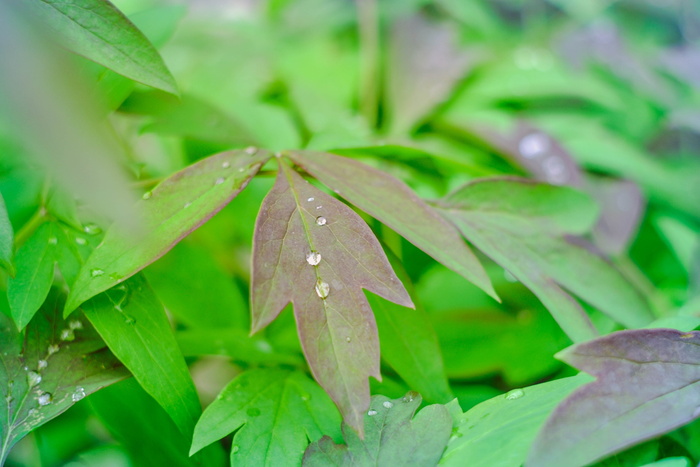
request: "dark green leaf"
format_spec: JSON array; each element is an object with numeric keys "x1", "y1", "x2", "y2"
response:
[
  {"x1": 0, "y1": 292, "x2": 128, "y2": 464},
  {"x1": 527, "y1": 329, "x2": 700, "y2": 467},
  {"x1": 190, "y1": 369, "x2": 342, "y2": 465},
  {"x1": 81, "y1": 274, "x2": 201, "y2": 439},
  {"x1": 251, "y1": 161, "x2": 413, "y2": 434},
  {"x1": 440, "y1": 375, "x2": 590, "y2": 467},
  {"x1": 26, "y1": 0, "x2": 178, "y2": 94},
  {"x1": 288, "y1": 150, "x2": 496, "y2": 300},
  {"x1": 0, "y1": 192, "x2": 14, "y2": 276},
  {"x1": 65, "y1": 148, "x2": 271, "y2": 314},
  {"x1": 303, "y1": 392, "x2": 452, "y2": 467},
  {"x1": 8, "y1": 223, "x2": 56, "y2": 330}
]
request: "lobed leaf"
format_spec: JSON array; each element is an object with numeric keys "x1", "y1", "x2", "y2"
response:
[
  {"x1": 526, "y1": 329, "x2": 700, "y2": 467},
  {"x1": 438, "y1": 178, "x2": 654, "y2": 342},
  {"x1": 25, "y1": 0, "x2": 178, "y2": 94},
  {"x1": 303, "y1": 392, "x2": 452, "y2": 467},
  {"x1": 8, "y1": 223, "x2": 57, "y2": 330},
  {"x1": 0, "y1": 291, "x2": 128, "y2": 464},
  {"x1": 81, "y1": 274, "x2": 201, "y2": 439},
  {"x1": 251, "y1": 161, "x2": 413, "y2": 434},
  {"x1": 0, "y1": 192, "x2": 14, "y2": 276},
  {"x1": 288, "y1": 150, "x2": 496, "y2": 300},
  {"x1": 65, "y1": 148, "x2": 271, "y2": 314},
  {"x1": 439, "y1": 375, "x2": 590, "y2": 467},
  {"x1": 190, "y1": 369, "x2": 342, "y2": 465}
]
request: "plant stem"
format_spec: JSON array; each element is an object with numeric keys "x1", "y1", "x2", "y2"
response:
[{"x1": 357, "y1": 0, "x2": 380, "y2": 129}]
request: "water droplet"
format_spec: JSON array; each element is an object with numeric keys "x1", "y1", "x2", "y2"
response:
[
  {"x1": 383, "y1": 401, "x2": 394, "y2": 409},
  {"x1": 222, "y1": 161, "x2": 231, "y2": 169},
  {"x1": 27, "y1": 371, "x2": 42, "y2": 387},
  {"x1": 306, "y1": 251, "x2": 322, "y2": 266},
  {"x1": 368, "y1": 410, "x2": 378, "y2": 416},
  {"x1": 83, "y1": 223, "x2": 102, "y2": 235},
  {"x1": 184, "y1": 202, "x2": 192, "y2": 209},
  {"x1": 48, "y1": 237, "x2": 57, "y2": 245},
  {"x1": 5, "y1": 394, "x2": 13, "y2": 404},
  {"x1": 237, "y1": 167, "x2": 245, "y2": 173},
  {"x1": 90, "y1": 269, "x2": 105, "y2": 278},
  {"x1": 505, "y1": 388, "x2": 524, "y2": 400},
  {"x1": 345, "y1": 337, "x2": 351, "y2": 342},
  {"x1": 680, "y1": 332, "x2": 695, "y2": 339},
  {"x1": 71, "y1": 387, "x2": 86, "y2": 402},
  {"x1": 231, "y1": 445, "x2": 240, "y2": 454},
  {"x1": 37, "y1": 392, "x2": 52, "y2": 406},
  {"x1": 28, "y1": 408, "x2": 37, "y2": 416},
  {"x1": 542, "y1": 157, "x2": 568, "y2": 185},
  {"x1": 244, "y1": 146, "x2": 257, "y2": 155},
  {"x1": 315, "y1": 216, "x2": 327, "y2": 226},
  {"x1": 47, "y1": 344, "x2": 59, "y2": 355},
  {"x1": 402, "y1": 391, "x2": 419, "y2": 403},
  {"x1": 246, "y1": 408, "x2": 261, "y2": 417},
  {"x1": 37, "y1": 360, "x2": 47, "y2": 370},
  {"x1": 519, "y1": 132, "x2": 550, "y2": 159},
  {"x1": 69, "y1": 320, "x2": 83, "y2": 330},
  {"x1": 214, "y1": 177, "x2": 225, "y2": 185},
  {"x1": 315, "y1": 279, "x2": 330, "y2": 299},
  {"x1": 75, "y1": 237, "x2": 87, "y2": 245},
  {"x1": 316, "y1": 205, "x2": 323, "y2": 210},
  {"x1": 60, "y1": 329, "x2": 75, "y2": 341},
  {"x1": 142, "y1": 191, "x2": 152, "y2": 200},
  {"x1": 307, "y1": 197, "x2": 315, "y2": 202}
]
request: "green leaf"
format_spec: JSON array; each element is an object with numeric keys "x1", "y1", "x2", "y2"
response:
[
  {"x1": 251, "y1": 161, "x2": 413, "y2": 434},
  {"x1": 25, "y1": 0, "x2": 178, "y2": 94},
  {"x1": 0, "y1": 192, "x2": 14, "y2": 276},
  {"x1": 438, "y1": 178, "x2": 654, "y2": 342},
  {"x1": 288, "y1": 150, "x2": 496, "y2": 300},
  {"x1": 0, "y1": 291, "x2": 128, "y2": 464},
  {"x1": 8, "y1": 223, "x2": 56, "y2": 330},
  {"x1": 527, "y1": 329, "x2": 700, "y2": 467},
  {"x1": 65, "y1": 148, "x2": 271, "y2": 315},
  {"x1": 303, "y1": 392, "x2": 452, "y2": 467},
  {"x1": 90, "y1": 378, "x2": 226, "y2": 467},
  {"x1": 190, "y1": 369, "x2": 342, "y2": 465},
  {"x1": 81, "y1": 274, "x2": 201, "y2": 439},
  {"x1": 439, "y1": 375, "x2": 591, "y2": 467}
]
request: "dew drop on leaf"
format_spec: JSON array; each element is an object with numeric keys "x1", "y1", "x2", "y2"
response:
[
  {"x1": 222, "y1": 161, "x2": 231, "y2": 169},
  {"x1": 214, "y1": 177, "x2": 225, "y2": 186},
  {"x1": 315, "y1": 279, "x2": 330, "y2": 299},
  {"x1": 71, "y1": 387, "x2": 86, "y2": 402},
  {"x1": 48, "y1": 237, "x2": 58, "y2": 245},
  {"x1": 142, "y1": 191, "x2": 152, "y2": 200},
  {"x1": 232, "y1": 445, "x2": 240, "y2": 454},
  {"x1": 69, "y1": 320, "x2": 83, "y2": 330},
  {"x1": 307, "y1": 197, "x2": 314, "y2": 202},
  {"x1": 383, "y1": 401, "x2": 394, "y2": 409},
  {"x1": 345, "y1": 337, "x2": 351, "y2": 342},
  {"x1": 505, "y1": 388, "x2": 524, "y2": 400},
  {"x1": 75, "y1": 237, "x2": 87, "y2": 245},
  {"x1": 519, "y1": 132, "x2": 549, "y2": 158},
  {"x1": 244, "y1": 146, "x2": 257, "y2": 155},
  {"x1": 47, "y1": 344, "x2": 59, "y2": 355},
  {"x1": 27, "y1": 371, "x2": 42, "y2": 387},
  {"x1": 37, "y1": 392, "x2": 52, "y2": 406},
  {"x1": 60, "y1": 329, "x2": 75, "y2": 341},
  {"x1": 37, "y1": 359, "x2": 47, "y2": 370},
  {"x1": 402, "y1": 391, "x2": 419, "y2": 403},
  {"x1": 315, "y1": 216, "x2": 327, "y2": 226},
  {"x1": 316, "y1": 205, "x2": 322, "y2": 210},
  {"x1": 90, "y1": 269, "x2": 105, "y2": 278},
  {"x1": 368, "y1": 410, "x2": 378, "y2": 416},
  {"x1": 306, "y1": 251, "x2": 322, "y2": 266},
  {"x1": 83, "y1": 223, "x2": 102, "y2": 235}
]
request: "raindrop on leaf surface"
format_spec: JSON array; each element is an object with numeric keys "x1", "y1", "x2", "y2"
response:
[
  {"x1": 306, "y1": 251, "x2": 322, "y2": 266},
  {"x1": 60, "y1": 329, "x2": 75, "y2": 341},
  {"x1": 368, "y1": 410, "x2": 378, "y2": 416},
  {"x1": 383, "y1": 401, "x2": 394, "y2": 409},
  {"x1": 519, "y1": 132, "x2": 550, "y2": 159},
  {"x1": 83, "y1": 223, "x2": 102, "y2": 235},
  {"x1": 214, "y1": 177, "x2": 225, "y2": 186},
  {"x1": 505, "y1": 388, "x2": 524, "y2": 400},
  {"x1": 315, "y1": 279, "x2": 330, "y2": 299},
  {"x1": 90, "y1": 269, "x2": 104, "y2": 278},
  {"x1": 315, "y1": 216, "x2": 327, "y2": 226},
  {"x1": 27, "y1": 371, "x2": 41, "y2": 387},
  {"x1": 72, "y1": 387, "x2": 86, "y2": 402},
  {"x1": 37, "y1": 392, "x2": 52, "y2": 406}
]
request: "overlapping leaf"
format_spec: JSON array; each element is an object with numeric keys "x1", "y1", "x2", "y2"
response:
[
  {"x1": 80, "y1": 274, "x2": 201, "y2": 439},
  {"x1": 0, "y1": 192, "x2": 13, "y2": 275},
  {"x1": 190, "y1": 369, "x2": 342, "y2": 465},
  {"x1": 288, "y1": 150, "x2": 496, "y2": 300},
  {"x1": 527, "y1": 329, "x2": 700, "y2": 467},
  {"x1": 251, "y1": 161, "x2": 413, "y2": 433},
  {"x1": 437, "y1": 178, "x2": 654, "y2": 342},
  {"x1": 25, "y1": 0, "x2": 178, "y2": 94},
  {"x1": 303, "y1": 392, "x2": 452, "y2": 467},
  {"x1": 65, "y1": 148, "x2": 271, "y2": 314},
  {"x1": 0, "y1": 291, "x2": 128, "y2": 464},
  {"x1": 440, "y1": 375, "x2": 590, "y2": 467}
]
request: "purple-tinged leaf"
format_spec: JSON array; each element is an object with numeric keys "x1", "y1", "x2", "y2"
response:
[
  {"x1": 439, "y1": 178, "x2": 654, "y2": 342},
  {"x1": 0, "y1": 291, "x2": 128, "y2": 464},
  {"x1": 588, "y1": 177, "x2": 644, "y2": 255},
  {"x1": 288, "y1": 150, "x2": 496, "y2": 300},
  {"x1": 526, "y1": 329, "x2": 700, "y2": 467},
  {"x1": 251, "y1": 161, "x2": 413, "y2": 435},
  {"x1": 303, "y1": 392, "x2": 452, "y2": 467},
  {"x1": 65, "y1": 148, "x2": 271, "y2": 314}
]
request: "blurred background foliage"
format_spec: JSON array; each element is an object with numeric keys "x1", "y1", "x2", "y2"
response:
[{"x1": 1, "y1": 0, "x2": 700, "y2": 465}]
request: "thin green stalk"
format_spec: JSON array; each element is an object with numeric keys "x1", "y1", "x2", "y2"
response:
[{"x1": 357, "y1": 0, "x2": 380, "y2": 129}]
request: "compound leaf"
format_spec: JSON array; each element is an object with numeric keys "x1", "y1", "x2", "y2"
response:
[
  {"x1": 25, "y1": 0, "x2": 178, "y2": 94},
  {"x1": 438, "y1": 178, "x2": 653, "y2": 342},
  {"x1": 190, "y1": 369, "x2": 342, "y2": 465},
  {"x1": 527, "y1": 329, "x2": 700, "y2": 467},
  {"x1": 303, "y1": 392, "x2": 452, "y2": 467},
  {"x1": 65, "y1": 148, "x2": 271, "y2": 314},
  {"x1": 288, "y1": 150, "x2": 496, "y2": 300},
  {"x1": 251, "y1": 161, "x2": 413, "y2": 434},
  {"x1": 0, "y1": 291, "x2": 128, "y2": 464}
]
